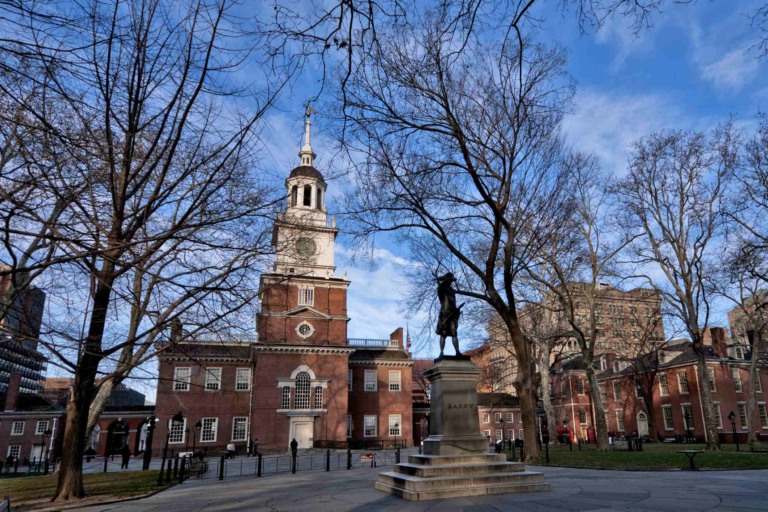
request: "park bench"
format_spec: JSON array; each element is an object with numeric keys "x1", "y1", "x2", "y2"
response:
[{"x1": 678, "y1": 450, "x2": 705, "y2": 470}]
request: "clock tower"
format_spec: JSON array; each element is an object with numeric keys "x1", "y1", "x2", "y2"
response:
[{"x1": 258, "y1": 108, "x2": 350, "y2": 347}]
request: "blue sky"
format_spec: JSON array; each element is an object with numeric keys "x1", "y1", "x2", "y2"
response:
[{"x1": 254, "y1": 1, "x2": 767, "y2": 361}]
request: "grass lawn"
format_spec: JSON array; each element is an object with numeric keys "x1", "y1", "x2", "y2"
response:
[
  {"x1": 525, "y1": 442, "x2": 768, "y2": 470},
  {"x1": 0, "y1": 470, "x2": 171, "y2": 510}
]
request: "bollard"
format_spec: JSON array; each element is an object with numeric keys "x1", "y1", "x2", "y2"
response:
[
  {"x1": 370, "y1": 454, "x2": 375, "y2": 468},
  {"x1": 257, "y1": 453, "x2": 262, "y2": 477},
  {"x1": 103, "y1": 454, "x2": 109, "y2": 473},
  {"x1": 0, "y1": 461, "x2": 4, "y2": 476},
  {"x1": 173, "y1": 456, "x2": 179, "y2": 480},
  {"x1": 157, "y1": 458, "x2": 166, "y2": 486},
  {"x1": 165, "y1": 455, "x2": 173, "y2": 483},
  {"x1": 219, "y1": 455, "x2": 225, "y2": 480},
  {"x1": 347, "y1": 448, "x2": 352, "y2": 470},
  {"x1": 179, "y1": 457, "x2": 186, "y2": 483},
  {"x1": 14, "y1": 459, "x2": 18, "y2": 474},
  {"x1": 578, "y1": 438, "x2": 582, "y2": 451},
  {"x1": 519, "y1": 441, "x2": 524, "y2": 462},
  {"x1": 326, "y1": 449, "x2": 330, "y2": 472},
  {"x1": 638, "y1": 438, "x2": 643, "y2": 452},
  {"x1": 545, "y1": 441, "x2": 549, "y2": 464},
  {"x1": 291, "y1": 452, "x2": 297, "y2": 474},
  {"x1": 395, "y1": 447, "x2": 400, "y2": 464}
]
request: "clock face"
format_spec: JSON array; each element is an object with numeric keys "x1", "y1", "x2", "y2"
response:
[{"x1": 296, "y1": 237, "x2": 317, "y2": 257}]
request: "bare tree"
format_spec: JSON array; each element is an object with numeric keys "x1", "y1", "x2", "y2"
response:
[
  {"x1": 338, "y1": 9, "x2": 576, "y2": 460},
  {"x1": 615, "y1": 124, "x2": 740, "y2": 451},
  {"x1": 0, "y1": 0, "x2": 288, "y2": 501}
]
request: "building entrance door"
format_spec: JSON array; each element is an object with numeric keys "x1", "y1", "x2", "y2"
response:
[
  {"x1": 290, "y1": 419, "x2": 314, "y2": 449},
  {"x1": 637, "y1": 412, "x2": 649, "y2": 437}
]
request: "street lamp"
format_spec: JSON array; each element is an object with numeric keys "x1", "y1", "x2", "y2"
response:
[
  {"x1": 684, "y1": 411, "x2": 693, "y2": 443},
  {"x1": 193, "y1": 420, "x2": 202, "y2": 457},
  {"x1": 185, "y1": 428, "x2": 190, "y2": 452},
  {"x1": 158, "y1": 412, "x2": 184, "y2": 485},
  {"x1": 728, "y1": 411, "x2": 739, "y2": 452},
  {"x1": 394, "y1": 422, "x2": 400, "y2": 449},
  {"x1": 143, "y1": 415, "x2": 157, "y2": 470},
  {"x1": 500, "y1": 418, "x2": 505, "y2": 451}
]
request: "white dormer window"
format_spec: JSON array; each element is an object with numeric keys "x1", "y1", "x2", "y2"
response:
[{"x1": 298, "y1": 287, "x2": 314, "y2": 306}]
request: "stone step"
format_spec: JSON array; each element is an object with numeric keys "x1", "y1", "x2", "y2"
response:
[
  {"x1": 394, "y1": 461, "x2": 525, "y2": 478},
  {"x1": 407, "y1": 454, "x2": 506, "y2": 466},
  {"x1": 375, "y1": 472, "x2": 550, "y2": 501},
  {"x1": 377, "y1": 469, "x2": 546, "y2": 493}
]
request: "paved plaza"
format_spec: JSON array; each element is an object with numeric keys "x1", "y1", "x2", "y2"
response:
[{"x1": 77, "y1": 464, "x2": 768, "y2": 511}]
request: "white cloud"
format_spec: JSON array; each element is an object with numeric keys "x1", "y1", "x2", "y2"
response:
[
  {"x1": 699, "y1": 47, "x2": 760, "y2": 91},
  {"x1": 561, "y1": 89, "x2": 686, "y2": 175}
]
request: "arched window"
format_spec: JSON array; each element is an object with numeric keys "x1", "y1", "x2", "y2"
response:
[
  {"x1": 578, "y1": 409, "x2": 587, "y2": 424},
  {"x1": 316, "y1": 188, "x2": 323, "y2": 210},
  {"x1": 303, "y1": 185, "x2": 312, "y2": 206},
  {"x1": 290, "y1": 186, "x2": 298, "y2": 207},
  {"x1": 295, "y1": 372, "x2": 310, "y2": 409}
]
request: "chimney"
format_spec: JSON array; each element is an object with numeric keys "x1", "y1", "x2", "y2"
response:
[
  {"x1": 4, "y1": 373, "x2": 22, "y2": 411},
  {"x1": 709, "y1": 327, "x2": 728, "y2": 358},
  {"x1": 390, "y1": 327, "x2": 404, "y2": 348}
]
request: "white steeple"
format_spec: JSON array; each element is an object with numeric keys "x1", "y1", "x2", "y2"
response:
[{"x1": 299, "y1": 105, "x2": 317, "y2": 167}]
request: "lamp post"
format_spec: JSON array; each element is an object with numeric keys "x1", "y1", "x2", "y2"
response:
[
  {"x1": 728, "y1": 411, "x2": 739, "y2": 452},
  {"x1": 193, "y1": 420, "x2": 202, "y2": 456},
  {"x1": 684, "y1": 411, "x2": 693, "y2": 443},
  {"x1": 143, "y1": 415, "x2": 157, "y2": 470},
  {"x1": 41, "y1": 428, "x2": 52, "y2": 475},
  {"x1": 185, "y1": 428, "x2": 190, "y2": 452},
  {"x1": 394, "y1": 422, "x2": 399, "y2": 449},
  {"x1": 158, "y1": 412, "x2": 184, "y2": 485}
]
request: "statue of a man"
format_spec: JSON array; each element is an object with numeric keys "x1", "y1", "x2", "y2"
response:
[{"x1": 436, "y1": 272, "x2": 463, "y2": 357}]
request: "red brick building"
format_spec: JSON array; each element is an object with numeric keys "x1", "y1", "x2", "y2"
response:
[{"x1": 153, "y1": 115, "x2": 412, "y2": 455}]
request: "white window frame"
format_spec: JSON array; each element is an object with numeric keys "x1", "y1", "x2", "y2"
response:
[
  {"x1": 757, "y1": 376, "x2": 764, "y2": 393},
  {"x1": 682, "y1": 404, "x2": 694, "y2": 430},
  {"x1": 235, "y1": 368, "x2": 251, "y2": 391},
  {"x1": 295, "y1": 372, "x2": 311, "y2": 409},
  {"x1": 759, "y1": 403, "x2": 768, "y2": 429},
  {"x1": 281, "y1": 386, "x2": 291, "y2": 409},
  {"x1": 168, "y1": 418, "x2": 187, "y2": 444},
  {"x1": 612, "y1": 381, "x2": 621, "y2": 401},
  {"x1": 388, "y1": 370, "x2": 401, "y2": 392},
  {"x1": 231, "y1": 417, "x2": 248, "y2": 442},
  {"x1": 713, "y1": 402, "x2": 723, "y2": 429},
  {"x1": 615, "y1": 409, "x2": 625, "y2": 432},
  {"x1": 662, "y1": 405, "x2": 673, "y2": 430},
  {"x1": 732, "y1": 368, "x2": 743, "y2": 393},
  {"x1": 482, "y1": 412, "x2": 490, "y2": 424},
  {"x1": 173, "y1": 366, "x2": 191, "y2": 392},
  {"x1": 483, "y1": 429, "x2": 491, "y2": 440},
  {"x1": 7, "y1": 445, "x2": 20, "y2": 459},
  {"x1": 314, "y1": 386, "x2": 323, "y2": 409},
  {"x1": 495, "y1": 412, "x2": 502, "y2": 423},
  {"x1": 364, "y1": 370, "x2": 377, "y2": 392},
  {"x1": 200, "y1": 418, "x2": 218, "y2": 443},
  {"x1": 577, "y1": 379, "x2": 585, "y2": 395},
  {"x1": 506, "y1": 412, "x2": 514, "y2": 423},
  {"x1": 364, "y1": 415, "x2": 377, "y2": 437},
  {"x1": 11, "y1": 421, "x2": 24, "y2": 436},
  {"x1": 677, "y1": 371, "x2": 689, "y2": 394},
  {"x1": 495, "y1": 429, "x2": 503, "y2": 441},
  {"x1": 35, "y1": 420, "x2": 49, "y2": 435},
  {"x1": 738, "y1": 402, "x2": 748, "y2": 429},
  {"x1": 507, "y1": 429, "x2": 515, "y2": 440},
  {"x1": 659, "y1": 374, "x2": 669, "y2": 396},
  {"x1": 388, "y1": 414, "x2": 402, "y2": 436},
  {"x1": 518, "y1": 429, "x2": 524, "y2": 440},
  {"x1": 348, "y1": 369, "x2": 353, "y2": 391},
  {"x1": 707, "y1": 367, "x2": 717, "y2": 393},
  {"x1": 298, "y1": 287, "x2": 314, "y2": 306},
  {"x1": 204, "y1": 367, "x2": 222, "y2": 391}
]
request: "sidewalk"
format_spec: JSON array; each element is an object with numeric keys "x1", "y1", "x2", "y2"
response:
[{"x1": 77, "y1": 464, "x2": 768, "y2": 511}]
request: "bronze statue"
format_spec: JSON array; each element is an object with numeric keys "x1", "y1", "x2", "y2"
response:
[{"x1": 436, "y1": 272, "x2": 463, "y2": 357}]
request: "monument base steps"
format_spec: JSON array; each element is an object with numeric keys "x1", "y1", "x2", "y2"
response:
[{"x1": 375, "y1": 453, "x2": 549, "y2": 501}]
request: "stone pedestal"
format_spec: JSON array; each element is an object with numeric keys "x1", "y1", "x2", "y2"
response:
[{"x1": 375, "y1": 357, "x2": 549, "y2": 501}]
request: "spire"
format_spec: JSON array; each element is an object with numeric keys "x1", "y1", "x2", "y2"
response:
[{"x1": 299, "y1": 105, "x2": 317, "y2": 167}]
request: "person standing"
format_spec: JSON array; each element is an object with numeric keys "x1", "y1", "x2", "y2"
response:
[
  {"x1": 226, "y1": 442, "x2": 235, "y2": 459},
  {"x1": 120, "y1": 445, "x2": 131, "y2": 469}
]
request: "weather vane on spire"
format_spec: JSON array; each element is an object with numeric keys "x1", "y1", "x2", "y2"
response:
[{"x1": 300, "y1": 103, "x2": 318, "y2": 166}]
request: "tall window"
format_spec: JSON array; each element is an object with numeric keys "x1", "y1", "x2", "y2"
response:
[
  {"x1": 496, "y1": 430, "x2": 503, "y2": 441},
  {"x1": 662, "y1": 405, "x2": 673, "y2": 430},
  {"x1": 316, "y1": 188, "x2": 323, "y2": 210},
  {"x1": 483, "y1": 430, "x2": 491, "y2": 440},
  {"x1": 518, "y1": 429, "x2": 524, "y2": 440},
  {"x1": 7, "y1": 446, "x2": 20, "y2": 459},
  {"x1": 495, "y1": 412, "x2": 502, "y2": 423},
  {"x1": 298, "y1": 287, "x2": 314, "y2": 306},
  {"x1": 281, "y1": 387, "x2": 291, "y2": 409},
  {"x1": 388, "y1": 415, "x2": 401, "y2": 436},
  {"x1": 757, "y1": 376, "x2": 764, "y2": 393},
  {"x1": 295, "y1": 372, "x2": 310, "y2": 409},
  {"x1": 615, "y1": 410, "x2": 625, "y2": 431},
  {"x1": 578, "y1": 409, "x2": 587, "y2": 424},
  {"x1": 232, "y1": 417, "x2": 248, "y2": 441},
  {"x1": 560, "y1": 380, "x2": 567, "y2": 397},
  {"x1": 599, "y1": 385, "x2": 606, "y2": 402},
  {"x1": 713, "y1": 403, "x2": 723, "y2": 429},
  {"x1": 732, "y1": 368, "x2": 743, "y2": 393},
  {"x1": 576, "y1": 379, "x2": 585, "y2": 395},
  {"x1": 173, "y1": 367, "x2": 191, "y2": 391},
  {"x1": 35, "y1": 420, "x2": 49, "y2": 435},
  {"x1": 169, "y1": 419, "x2": 186, "y2": 444},
  {"x1": 707, "y1": 367, "x2": 717, "y2": 392},
  {"x1": 364, "y1": 370, "x2": 377, "y2": 391},
  {"x1": 201, "y1": 418, "x2": 218, "y2": 442},
  {"x1": 738, "y1": 402, "x2": 748, "y2": 428},
  {"x1": 388, "y1": 370, "x2": 401, "y2": 391},
  {"x1": 659, "y1": 374, "x2": 669, "y2": 396},
  {"x1": 314, "y1": 386, "x2": 323, "y2": 409},
  {"x1": 364, "y1": 415, "x2": 377, "y2": 437},
  {"x1": 236, "y1": 368, "x2": 251, "y2": 391},
  {"x1": 613, "y1": 381, "x2": 621, "y2": 400},
  {"x1": 290, "y1": 185, "x2": 298, "y2": 206},
  {"x1": 11, "y1": 421, "x2": 24, "y2": 435},
  {"x1": 677, "y1": 372, "x2": 689, "y2": 394},
  {"x1": 482, "y1": 413, "x2": 490, "y2": 424},
  {"x1": 507, "y1": 429, "x2": 515, "y2": 440},
  {"x1": 205, "y1": 368, "x2": 222, "y2": 391},
  {"x1": 759, "y1": 403, "x2": 768, "y2": 428},
  {"x1": 682, "y1": 404, "x2": 694, "y2": 430},
  {"x1": 346, "y1": 415, "x2": 352, "y2": 438},
  {"x1": 303, "y1": 185, "x2": 312, "y2": 206},
  {"x1": 348, "y1": 370, "x2": 353, "y2": 391},
  {"x1": 506, "y1": 412, "x2": 514, "y2": 423}
]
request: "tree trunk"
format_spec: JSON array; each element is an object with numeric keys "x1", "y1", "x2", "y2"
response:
[
  {"x1": 537, "y1": 344, "x2": 556, "y2": 442},
  {"x1": 585, "y1": 366, "x2": 609, "y2": 451},
  {"x1": 86, "y1": 378, "x2": 118, "y2": 441},
  {"x1": 747, "y1": 333, "x2": 761, "y2": 449},
  {"x1": 694, "y1": 356, "x2": 721, "y2": 450}
]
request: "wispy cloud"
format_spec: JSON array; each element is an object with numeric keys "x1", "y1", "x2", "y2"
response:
[{"x1": 699, "y1": 47, "x2": 760, "y2": 91}]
